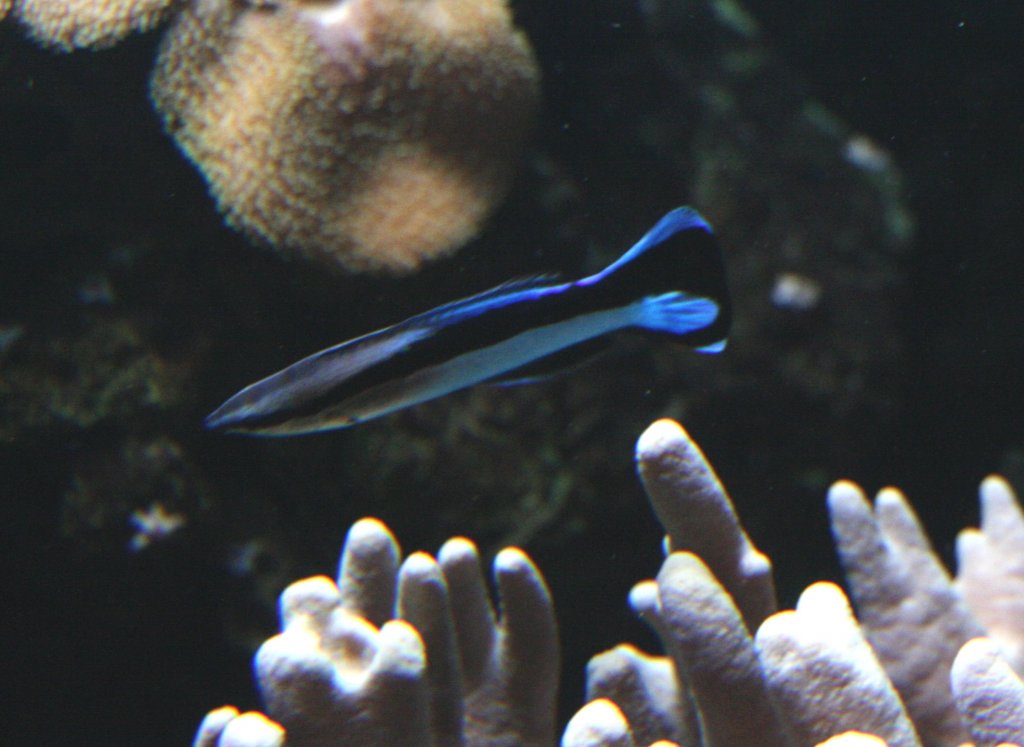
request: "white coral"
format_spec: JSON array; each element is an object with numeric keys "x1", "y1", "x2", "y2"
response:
[
  {"x1": 594, "y1": 419, "x2": 1024, "y2": 747},
  {"x1": 193, "y1": 420, "x2": 1024, "y2": 747},
  {"x1": 195, "y1": 518, "x2": 558, "y2": 747}
]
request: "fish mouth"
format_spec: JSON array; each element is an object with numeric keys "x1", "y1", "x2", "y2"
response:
[
  {"x1": 204, "y1": 391, "x2": 255, "y2": 432},
  {"x1": 203, "y1": 405, "x2": 235, "y2": 432}
]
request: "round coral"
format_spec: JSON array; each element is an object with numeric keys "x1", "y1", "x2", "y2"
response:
[
  {"x1": 11, "y1": 0, "x2": 177, "y2": 49},
  {"x1": 151, "y1": 0, "x2": 540, "y2": 274}
]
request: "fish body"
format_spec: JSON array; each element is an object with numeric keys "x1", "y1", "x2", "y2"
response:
[{"x1": 206, "y1": 207, "x2": 731, "y2": 435}]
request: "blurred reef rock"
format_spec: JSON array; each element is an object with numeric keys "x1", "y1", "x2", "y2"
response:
[
  {"x1": 5, "y1": 0, "x2": 175, "y2": 49},
  {"x1": 3, "y1": 0, "x2": 541, "y2": 274},
  {"x1": 191, "y1": 420, "x2": 1024, "y2": 747},
  {"x1": 150, "y1": 0, "x2": 540, "y2": 274}
]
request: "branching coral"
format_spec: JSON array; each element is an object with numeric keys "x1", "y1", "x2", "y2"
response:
[
  {"x1": 196, "y1": 517, "x2": 558, "y2": 747},
  {"x1": 955, "y1": 477, "x2": 1024, "y2": 673},
  {"x1": 4, "y1": 0, "x2": 539, "y2": 273},
  {"x1": 754, "y1": 582, "x2": 918, "y2": 747},
  {"x1": 827, "y1": 481, "x2": 985, "y2": 744},
  {"x1": 191, "y1": 419, "x2": 1024, "y2": 747},
  {"x1": 951, "y1": 638, "x2": 1024, "y2": 747}
]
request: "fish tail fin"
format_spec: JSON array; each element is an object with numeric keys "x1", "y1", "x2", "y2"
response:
[
  {"x1": 586, "y1": 207, "x2": 731, "y2": 351},
  {"x1": 632, "y1": 292, "x2": 721, "y2": 348}
]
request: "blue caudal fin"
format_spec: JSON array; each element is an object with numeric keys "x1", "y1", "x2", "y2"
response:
[
  {"x1": 634, "y1": 292, "x2": 720, "y2": 335},
  {"x1": 583, "y1": 207, "x2": 731, "y2": 352}
]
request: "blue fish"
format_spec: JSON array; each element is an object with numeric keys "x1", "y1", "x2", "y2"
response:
[{"x1": 206, "y1": 207, "x2": 730, "y2": 435}]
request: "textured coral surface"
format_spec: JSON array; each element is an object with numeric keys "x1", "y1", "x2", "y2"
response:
[
  {"x1": 192, "y1": 420, "x2": 1024, "y2": 747},
  {"x1": 151, "y1": 0, "x2": 540, "y2": 273}
]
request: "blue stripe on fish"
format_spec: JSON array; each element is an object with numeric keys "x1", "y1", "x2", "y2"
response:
[{"x1": 205, "y1": 206, "x2": 731, "y2": 435}]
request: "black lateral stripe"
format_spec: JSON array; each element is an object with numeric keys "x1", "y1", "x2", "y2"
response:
[
  {"x1": 225, "y1": 218, "x2": 729, "y2": 431},
  {"x1": 244, "y1": 280, "x2": 602, "y2": 429}
]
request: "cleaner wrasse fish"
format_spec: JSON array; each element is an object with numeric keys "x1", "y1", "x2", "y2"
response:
[{"x1": 206, "y1": 207, "x2": 731, "y2": 435}]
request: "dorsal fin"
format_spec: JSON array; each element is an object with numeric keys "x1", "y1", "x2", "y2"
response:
[
  {"x1": 585, "y1": 208, "x2": 717, "y2": 286},
  {"x1": 404, "y1": 272, "x2": 564, "y2": 328}
]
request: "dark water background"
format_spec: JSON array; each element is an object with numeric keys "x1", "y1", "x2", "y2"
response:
[
  {"x1": 746, "y1": 0, "x2": 1024, "y2": 501},
  {"x1": 2, "y1": 1, "x2": 1023, "y2": 744}
]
